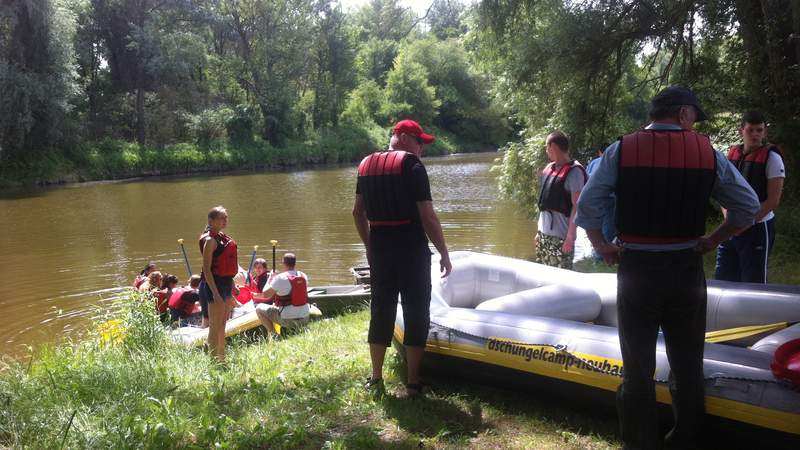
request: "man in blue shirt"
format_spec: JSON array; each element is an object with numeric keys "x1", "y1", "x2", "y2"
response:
[{"x1": 576, "y1": 86, "x2": 759, "y2": 450}]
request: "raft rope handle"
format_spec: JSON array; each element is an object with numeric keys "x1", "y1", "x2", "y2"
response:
[{"x1": 428, "y1": 320, "x2": 780, "y2": 385}]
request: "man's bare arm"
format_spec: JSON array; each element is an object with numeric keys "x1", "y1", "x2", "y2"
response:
[{"x1": 417, "y1": 200, "x2": 451, "y2": 277}]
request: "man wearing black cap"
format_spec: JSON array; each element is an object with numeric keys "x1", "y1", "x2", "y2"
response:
[
  {"x1": 576, "y1": 86, "x2": 759, "y2": 449},
  {"x1": 353, "y1": 119, "x2": 452, "y2": 398}
]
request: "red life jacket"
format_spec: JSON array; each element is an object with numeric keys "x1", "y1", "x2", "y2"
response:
[
  {"x1": 275, "y1": 273, "x2": 309, "y2": 307},
  {"x1": 168, "y1": 288, "x2": 198, "y2": 317},
  {"x1": 727, "y1": 144, "x2": 782, "y2": 202},
  {"x1": 616, "y1": 129, "x2": 717, "y2": 244},
  {"x1": 537, "y1": 161, "x2": 586, "y2": 217},
  {"x1": 133, "y1": 274, "x2": 147, "y2": 289},
  {"x1": 357, "y1": 151, "x2": 417, "y2": 227},
  {"x1": 153, "y1": 290, "x2": 169, "y2": 314},
  {"x1": 198, "y1": 230, "x2": 239, "y2": 278}
]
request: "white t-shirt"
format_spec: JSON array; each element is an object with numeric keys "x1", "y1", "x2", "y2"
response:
[
  {"x1": 537, "y1": 164, "x2": 586, "y2": 239},
  {"x1": 760, "y1": 151, "x2": 786, "y2": 223},
  {"x1": 263, "y1": 270, "x2": 310, "y2": 319}
]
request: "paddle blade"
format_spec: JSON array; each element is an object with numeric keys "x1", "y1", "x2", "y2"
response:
[{"x1": 235, "y1": 286, "x2": 253, "y2": 304}]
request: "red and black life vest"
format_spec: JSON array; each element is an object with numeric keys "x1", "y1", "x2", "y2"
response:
[
  {"x1": 275, "y1": 273, "x2": 309, "y2": 307},
  {"x1": 357, "y1": 151, "x2": 417, "y2": 227},
  {"x1": 727, "y1": 144, "x2": 782, "y2": 202},
  {"x1": 168, "y1": 288, "x2": 199, "y2": 318},
  {"x1": 198, "y1": 230, "x2": 239, "y2": 278},
  {"x1": 615, "y1": 129, "x2": 717, "y2": 244},
  {"x1": 537, "y1": 161, "x2": 586, "y2": 217}
]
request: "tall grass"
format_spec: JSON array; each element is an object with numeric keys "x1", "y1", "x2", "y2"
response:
[{"x1": 0, "y1": 291, "x2": 619, "y2": 449}]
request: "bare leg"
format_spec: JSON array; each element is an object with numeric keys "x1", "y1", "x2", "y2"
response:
[
  {"x1": 405, "y1": 345, "x2": 424, "y2": 385},
  {"x1": 370, "y1": 344, "x2": 387, "y2": 380},
  {"x1": 207, "y1": 300, "x2": 228, "y2": 362}
]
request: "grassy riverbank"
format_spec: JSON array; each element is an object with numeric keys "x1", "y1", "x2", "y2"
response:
[
  {"x1": 0, "y1": 294, "x2": 619, "y2": 449},
  {"x1": 0, "y1": 124, "x2": 494, "y2": 189}
]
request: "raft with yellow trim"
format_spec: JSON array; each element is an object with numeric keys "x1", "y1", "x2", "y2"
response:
[
  {"x1": 393, "y1": 251, "x2": 800, "y2": 441},
  {"x1": 172, "y1": 284, "x2": 370, "y2": 346}
]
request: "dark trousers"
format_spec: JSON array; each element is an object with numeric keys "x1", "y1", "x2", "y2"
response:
[
  {"x1": 617, "y1": 249, "x2": 706, "y2": 450},
  {"x1": 367, "y1": 232, "x2": 432, "y2": 347},
  {"x1": 714, "y1": 218, "x2": 775, "y2": 283}
]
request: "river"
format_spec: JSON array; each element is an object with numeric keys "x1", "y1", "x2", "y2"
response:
[{"x1": 0, "y1": 152, "x2": 536, "y2": 358}]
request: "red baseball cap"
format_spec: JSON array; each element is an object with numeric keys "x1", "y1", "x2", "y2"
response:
[{"x1": 393, "y1": 119, "x2": 435, "y2": 144}]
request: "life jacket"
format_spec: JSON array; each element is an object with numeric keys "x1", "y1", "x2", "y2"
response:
[
  {"x1": 727, "y1": 144, "x2": 782, "y2": 202},
  {"x1": 153, "y1": 290, "x2": 169, "y2": 314},
  {"x1": 133, "y1": 274, "x2": 147, "y2": 289},
  {"x1": 537, "y1": 161, "x2": 586, "y2": 217},
  {"x1": 168, "y1": 288, "x2": 198, "y2": 318},
  {"x1": 357, "y1": 151, "x2": 418, "y2": 227},
  {"x1": 198, "y1": 230, "x2": 238, "y2": 278},
  {"x1": 615, "y1": 129, "x2": 717, "y2": 244},
  {"x1": 255, "y1": 271, "x2": 270, "y2": 291},
  {"x1": 275, "y1": 272, "x2": 309, "y2": 307}
]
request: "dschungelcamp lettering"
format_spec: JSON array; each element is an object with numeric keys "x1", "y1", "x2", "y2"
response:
[{"x1": 486, "y1": 338, "x2": 624, "y2": 378}]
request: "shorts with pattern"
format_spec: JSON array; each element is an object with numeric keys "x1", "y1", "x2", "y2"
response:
[{"x1": 534, "y1": 231, "x2": 573, "y2": 269}]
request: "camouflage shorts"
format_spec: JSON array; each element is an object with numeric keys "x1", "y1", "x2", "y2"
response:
[{"x1": 534, "y1": 231, "x2": 574, "y2": 269}]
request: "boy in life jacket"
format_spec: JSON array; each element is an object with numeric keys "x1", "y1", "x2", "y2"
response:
[
  {"x1": 168, "y1": 274, "x2": 202, "y2": 326},
  {"x1": 253, "y1": 253, "x2": 310, "y2": 337},
  {"x1": 715, "y1": 110, "x2": 786, "y2": 283},
  {"x1": 534, "y1": 131, "x2": 587, "y2": 269}
]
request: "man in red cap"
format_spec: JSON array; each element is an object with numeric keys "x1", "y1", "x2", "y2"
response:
[{"x1": 353, "y1": 119, "x2": 452, "y2": 398}]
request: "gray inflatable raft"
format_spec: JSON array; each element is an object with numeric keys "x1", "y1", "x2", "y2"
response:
[{"x1": 393, "y1": 251, "x2": 800, "y2": 435}]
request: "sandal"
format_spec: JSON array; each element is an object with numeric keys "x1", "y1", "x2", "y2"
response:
[{"x1": 364, "y1": 376, "x2": 384, "y2": 390}]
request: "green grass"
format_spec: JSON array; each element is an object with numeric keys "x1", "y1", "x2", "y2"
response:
[{"x1": 0, "y1": 292, "x2": 619, "y2": 449}]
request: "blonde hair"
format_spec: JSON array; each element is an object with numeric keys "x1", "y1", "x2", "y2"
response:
[{"x1": 204, "y1": 206, "x2": 228, "y2": 232}]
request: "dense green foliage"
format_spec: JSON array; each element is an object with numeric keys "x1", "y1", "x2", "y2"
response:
[
  {"x1": 476, "y1": 0, "x2": 800, "y2": 213},
  {"x1": 0, "y1": 0, "x2": 510, "y2": 186}
]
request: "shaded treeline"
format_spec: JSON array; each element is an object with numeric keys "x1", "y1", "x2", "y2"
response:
[
  {"x1": 476, "y1": 0, "x2": 800, "y2": 217},
  {"x1": 0, "y1": 0, "x2": 509, "y2": 184}
]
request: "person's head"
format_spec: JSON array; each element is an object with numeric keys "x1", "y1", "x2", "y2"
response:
[
  {"x1": 140, "y1": 262, "x2": 157, "y2": 276},
  {"x1": 648, "y1": 85, "x2": 708, "y2": 130},
  {"x1": 206, "y1": 206, "x2": 228, "y2": 232},
  {"x1": 188, "y1": 274, "x2": 201, "y2": 289},
  {"x1": 545, "y1": 131, "x2": 569, "y2": 162},
  {"x1": 161, "y1": 274, "x2": 179, "y2": 290},
  {"x1": 739, "y1": 110, "x2": 767, "y2": 150},
  {"x1": 147, "y1": 271, "x2": 163, "y2": 289},
  {"x1": 598, "y1": 142, "x2": 609, "y2": 156},
  {"x1": 253, "y1": 258, "x2": 268, "y2": 275},
  {"x1": 282, "y1": 253, "x2": 297, "y2": 271},
  {"x1": 389, "y1": 119, "x2": 435, "y2": 156}
]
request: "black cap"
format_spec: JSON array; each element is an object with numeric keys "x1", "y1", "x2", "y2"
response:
[{"x1": 651, "y1": 85, "x2": 708, "y2": 122}]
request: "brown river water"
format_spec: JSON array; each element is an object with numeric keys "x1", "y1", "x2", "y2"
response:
[{"x1": 0, "y1": 152, "x2": 535, "y2": 358}]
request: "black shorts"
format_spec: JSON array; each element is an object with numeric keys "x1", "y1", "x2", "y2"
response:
[
  {"x1": 198, "y1": 276, "x2": 233, "y2": 318},
  {"x1": 367, "y1": 238, "x2": 432, "y2": 347}
]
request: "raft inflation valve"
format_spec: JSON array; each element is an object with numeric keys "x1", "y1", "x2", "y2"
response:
[{"x1": 771, "y1": 338, "x2": 800, "y2": 387}]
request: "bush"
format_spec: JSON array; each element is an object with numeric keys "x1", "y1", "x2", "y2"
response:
[{"x1": 188, "y1": 107, "x2": 232, "y2": 149}]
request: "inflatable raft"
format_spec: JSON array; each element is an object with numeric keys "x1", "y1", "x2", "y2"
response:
[
  {"x1": 393, "y1": 251, "x2": 800, "y2": 436},
  {"x1": 172, "y1": 284, "x2": 370, "y2": 346}
]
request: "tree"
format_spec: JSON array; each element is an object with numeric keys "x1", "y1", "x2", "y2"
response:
[
  {"x1": 382, "y1": 59, "x2": 440, "y2": 125},
  {"x1": 0, "y1": 0, "x2": 78, "y2": 164}
]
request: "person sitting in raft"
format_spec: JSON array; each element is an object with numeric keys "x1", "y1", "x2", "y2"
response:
[
  {"x1": 252, "y1": 258, "x2": 271, "y2": 292},
  {"x1": 157, "y1": 274, "x2": 179, "y2": 323},
  {"x1": 133, "y1": 262, "x2": 158, "y2": 289},
  {"x1": 168, "y1": 274, "x2": 202, "y2": 326},
  {"x1": 253, "y1": 253, "x2": 310, "y2": 337},
  {"x1": 138, "y1": 270, "x2": 162, "y2": 293}
]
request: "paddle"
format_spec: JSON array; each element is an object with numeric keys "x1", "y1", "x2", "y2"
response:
[
  {"x1": 704, "y1": 321, "x2": 792, "y2": 344},
  {"x1": 177, "y1": 238, "x2": 192, "y2": 277},
  {"x1": 245, "y1": 245, "x2": 259, "y2": 285},
  {"x1": 270, "y1": 240, "x2": 278, "y2": 275}
]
